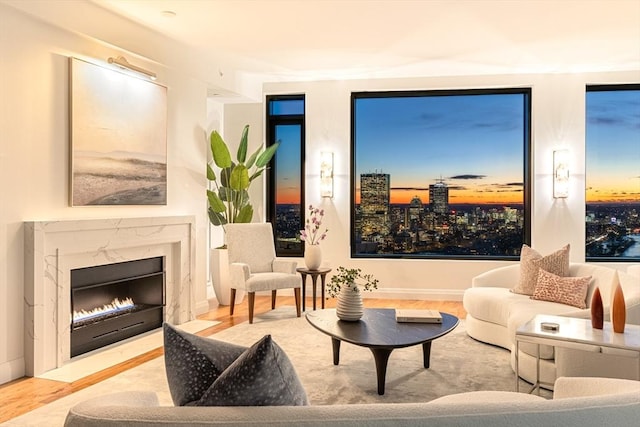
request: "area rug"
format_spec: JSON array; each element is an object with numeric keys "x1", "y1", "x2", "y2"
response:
[{"x1": 4, "y1": 307, "x2": 549, "y2": 426}]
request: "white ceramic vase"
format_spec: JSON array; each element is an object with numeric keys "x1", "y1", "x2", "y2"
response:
[
  {"x1": 304, "y1": 244, "x2": 322, "y2": 270},
  {"x1": 336, "y1": 283, "x2": 364, "y2": 321}
]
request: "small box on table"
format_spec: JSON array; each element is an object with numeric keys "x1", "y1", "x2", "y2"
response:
[{"x1": 395, "y1": 309, "x2": 442, "y2": 323}]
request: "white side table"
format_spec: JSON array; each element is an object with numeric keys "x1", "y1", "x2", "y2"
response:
[{"x1": 515, "y1": 314, "x2": 640, "y2": 394}]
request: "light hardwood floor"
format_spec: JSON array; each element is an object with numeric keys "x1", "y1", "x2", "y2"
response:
[{"x1": 0, "y1": 296, "x2": 466, "y2": 423}]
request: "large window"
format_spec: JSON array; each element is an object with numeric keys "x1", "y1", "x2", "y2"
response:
[
  {"x1": 586, "y1": 85, "x2": 640, "y2": 261},
  {"x1": 266, "y1": 95, "x2": 305, "y2": 257},
  {"x1": 351, "y1": 88, "x2": 531, "y2": 260}
]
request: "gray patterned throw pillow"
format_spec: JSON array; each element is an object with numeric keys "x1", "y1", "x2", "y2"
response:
[
  {"x1": 163, "y1": 323, "x2": 247, "y2": 406},
  {"x1": 163, "y1": 324, "x2": 308, "y2": 407},
  {"x1": 194, "y1": 334, "x2": 309, "y2": 406}
]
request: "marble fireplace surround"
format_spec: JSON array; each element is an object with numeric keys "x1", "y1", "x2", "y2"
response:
[{"x1": 24, "y1": 216, "x2": 196, "y2": 377}]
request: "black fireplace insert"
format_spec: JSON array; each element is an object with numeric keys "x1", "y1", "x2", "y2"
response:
[{"x1": 70, "y1": 257, "x2": 165, "y2": 357}]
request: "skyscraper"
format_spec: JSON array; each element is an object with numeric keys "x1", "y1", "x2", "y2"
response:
[
  {"x1": 360, "y1": 173, "x2": 390, "y2": 238},
  {"x1": 429, "y1": 179, "x2": 449, "y2": 214}
]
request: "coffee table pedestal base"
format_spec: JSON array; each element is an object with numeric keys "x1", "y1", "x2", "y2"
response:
[{"x1": 332, "y1": 338, "x2": 433, "y2": 395}]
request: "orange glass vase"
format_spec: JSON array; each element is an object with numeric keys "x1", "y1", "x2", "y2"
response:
[
  {"x1": 590, "y1": 287, "x2": 603, "y2": 329},
  {"x1": 610, "y1": 272, "x2": 626, "y2": 333}
]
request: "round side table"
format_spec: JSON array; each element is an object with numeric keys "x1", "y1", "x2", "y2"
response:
[{"x1": 296, "y1": 267, "x2": 331, "y2": 311}]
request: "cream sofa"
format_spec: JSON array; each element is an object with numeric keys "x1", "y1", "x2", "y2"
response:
[
  {"x1": 463, "y1": 263, "x2": 640, "y2": 387},
  {"x1": 64, "y1": 377, "x2": 640, "y2": 426}
]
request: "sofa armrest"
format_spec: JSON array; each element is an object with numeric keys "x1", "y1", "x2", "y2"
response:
[
  {"x1": 65, "y1": 391, "x2": 159, "y2": 426},
  {"x1": 472, "y1": 264, "x2": 520, "y2": 289},
  {"x1": 553, "y1": 377, "x2": 640, "y2": 399},
  {"x1": 619, "y1": 271, "x2": 640, "y2": 325},
  {"x1": 273, "y1": 259, "x2": 297, "y2": 274},
  {"x1": 626, "y1": 265, "x2": 640, "y2": 278}
]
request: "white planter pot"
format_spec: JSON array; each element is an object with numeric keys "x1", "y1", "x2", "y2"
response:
[
  {"x1": 210, "y1": 248, "x2": 245, "y2": 306},
  {"x1": 336, "y1": 283, "x2": 364, "y2": 321}
]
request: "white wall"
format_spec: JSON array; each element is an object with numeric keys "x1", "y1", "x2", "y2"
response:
[
  {"x1": 262, "y1": 70, "x2": 640, "y2": 300},
  {"x1": 0, "y1": 4, "x2": 210, "y2": 384}
]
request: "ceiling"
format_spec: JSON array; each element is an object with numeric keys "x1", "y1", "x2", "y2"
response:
[
  {"x1": 93, "y1": 0, "x2": 640, "y2": 79},
  {"x1": 6, "y1": 0, "x2": 640, "y2": 99}
]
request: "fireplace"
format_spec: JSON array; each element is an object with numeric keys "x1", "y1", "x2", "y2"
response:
[
  {"x1": 70, "y1": 257, "x2": 165, "y2": 357},
  {"x1": 24, "y1": 216, "x2": 196, "y2": 377}
]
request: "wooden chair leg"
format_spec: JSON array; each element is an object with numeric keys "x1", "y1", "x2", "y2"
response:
[
  {"x1": 248, "y1": 292, "x2": 255, "y2": 324},
  {"x1": 294, "y1": 287, "x2": 301, "y2": 318},
  {"x1": 271, "y1": 290, "x2": 277, "y2": 309},
  {"x1": 229, "y1": 288, "x2": 237, "y2": 315}
]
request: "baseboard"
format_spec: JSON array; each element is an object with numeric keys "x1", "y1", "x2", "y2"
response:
[
  {"x1": 247, "y1": 287, "x2": 464, "y2": 301},
  {"x1": 368, "y1": 287, "x2": 464, "y2": 301},
  {"x1": 0, "y1": 357, "x2": 25, "y2": 385},
  {"x1": 195, "y1": 298, "x2": 211, "y2": 315}
]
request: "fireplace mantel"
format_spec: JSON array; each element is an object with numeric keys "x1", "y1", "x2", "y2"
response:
[{"x1": 24, "y1": 216, "x2": 196, "y2": 377}]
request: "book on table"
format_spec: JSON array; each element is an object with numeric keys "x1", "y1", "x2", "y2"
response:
[{"x1": 395, "y1": 309, "x2": 442, "y2": 323}]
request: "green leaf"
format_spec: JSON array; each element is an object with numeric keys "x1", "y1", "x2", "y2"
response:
[
  {"x1": 219, "y1": 165, "x2": 234, "y2": 188},
  {"x1": 236, "y1": 124, "x2": 249, "y2": 163},
  {"x1": 207, "y1": 190, "x2": 226, "y2": 212},
  {"x1": 249, "y1": 169, "x2": 264, "y2": 182},
  {"x1": 219, "y1": 187, "x2": 232, "y2": 202},
  {"x1": 210, "y1": 130, "x2": 232, "y2": 168},
  {"x1": 206, "y1": 164, "x2": 216, "y2": 181},
  {"x1": 238, "y1": 189, "x2": 250, "y2": 207},
  {"x1": 245, "y1": 146, "x2": 260, "y2": 169},
  {"x1": 256, "y1": 141, "x2": 280, "y2": 167},
  {"x1": 229, "y1": 164, "x2": 250, "y2": 191},
  {"x1": 235, "y1": 204, "x2": 254, "y2": 223},
  {"x1": 208, "y1": 208, "x2": 227, "y2": 226}
]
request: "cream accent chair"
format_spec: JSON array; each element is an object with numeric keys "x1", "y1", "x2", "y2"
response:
[{"x1": 226, "y1": 223, "x2": 301, "y2": 323}]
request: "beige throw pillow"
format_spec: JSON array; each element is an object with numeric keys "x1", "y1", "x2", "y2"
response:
[
  {"x1": 512, "y1": 244, "x2": 570, "y2": 295},
  {"x1": 531, "y1": 269, "x2": 591, "y2": 309}
]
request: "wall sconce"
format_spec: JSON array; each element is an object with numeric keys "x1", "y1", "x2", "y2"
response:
[
  {"x1": 320, "y1": 151, "x2": 334, "y2": 198},
  {"x1": 553, "y1": 149, "x2": 569, "y2": 198},
  {"x1": 107, "y1": 56, "x2": 157, "y2": 80}
]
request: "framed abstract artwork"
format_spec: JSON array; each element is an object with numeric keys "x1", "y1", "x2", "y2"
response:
[{"x1": 69, "y1": 57, "x2": 167, "y2": 206}]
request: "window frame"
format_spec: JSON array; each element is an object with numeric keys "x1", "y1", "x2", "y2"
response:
[
  {"x1": 585, "y1": 83, "x2": 640, "y2": 262},
  {"x1": 350, "y1": 87, "x2": 532, "y2": 261},
  {"x1": 266, "y1": 94, "x2": 306, "y2": 257}
]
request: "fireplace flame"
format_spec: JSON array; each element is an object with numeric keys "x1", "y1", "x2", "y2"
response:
[{"x1": 72, "y1": 297, "x2": 135, "y2": 323}]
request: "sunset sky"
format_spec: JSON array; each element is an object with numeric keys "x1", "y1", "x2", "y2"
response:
[
  {"x1": 275, "y1": 88, "x2": 638, "y2": 207},
  {"x1": 586, "y1": 88, "x2": 640, "y2": 204},
  {"x1": 353, "y1": 92, "x2": 526, "y2": 205},
  {"x1": 274, "y1": 124, "x2": 302, "y2": 204}
]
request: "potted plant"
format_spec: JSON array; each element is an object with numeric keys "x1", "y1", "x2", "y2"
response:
[
  {"x1": 207, "y1": 125, "x2": 279, "y2": 229},
  {"x1": 327, "y1": 266, "x2": 379, "y2": 321},
  {"x1": 206, "y1": 125, "x2": 279, "y2": 305}
]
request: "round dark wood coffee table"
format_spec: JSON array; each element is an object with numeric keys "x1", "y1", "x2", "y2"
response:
[{"x1": 305, "y1": 308, "x2": 459, "y2": 395}]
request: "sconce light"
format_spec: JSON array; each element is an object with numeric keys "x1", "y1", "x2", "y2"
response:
[
  {"x1": 107, "y1": 56, "x2": 157, "y2": 80},
  {"x1": 553, "y1": 149, "x2": 569, "y2": 198},
  {"x1": 320, "y1": 151, "x2": 334, "y2": 198}
]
